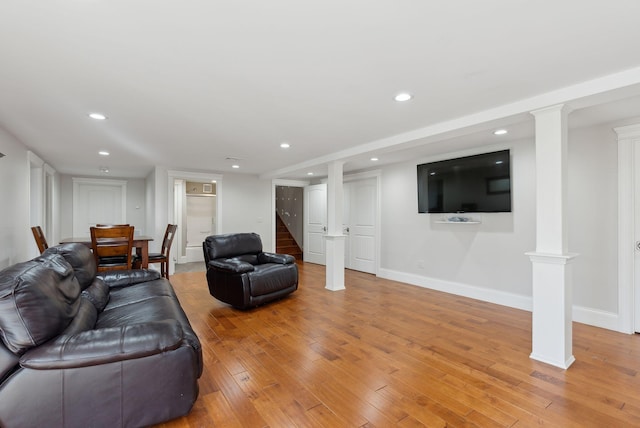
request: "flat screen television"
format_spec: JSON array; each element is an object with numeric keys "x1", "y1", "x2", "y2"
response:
[{"x1": 417, "y1": 149, "x2": 511, "y2": 213}]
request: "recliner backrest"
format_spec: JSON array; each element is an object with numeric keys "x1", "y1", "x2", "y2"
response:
[
  {"x1": 0, "y1": 255, "x2": 81, "y2": 355},
  {"x1": 203, "y1": 233, "x2": 263, "y2": 261},
  {"x1": 43, "y1": 243, "x2": 96, "y2": 290}
]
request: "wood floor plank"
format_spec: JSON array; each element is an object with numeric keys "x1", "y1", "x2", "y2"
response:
[{"x1": 159, "y1": 264, "x2": 640, "y2": 427}]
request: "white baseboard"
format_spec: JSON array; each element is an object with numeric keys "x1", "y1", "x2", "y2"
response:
[
  {"x1": 377, "y1": 268, "x2": 532, "y2": 311},
  {"x1": 377, "y1": 268, "x2": 626, "y2": 333},
  {"x1": 572, "y1": 305, "x2": 621, "y2": 332}
]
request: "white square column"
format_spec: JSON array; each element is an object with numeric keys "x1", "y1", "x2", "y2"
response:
[
  {"x1": 325, "y1": 161, "x2": 346, "y2": 291},
  {"x1": 527, "y1": 252, "x2": 576, "y2": 368},
  {"x1": 527, "y1": 104, "x2": 577, "y2": 369}
]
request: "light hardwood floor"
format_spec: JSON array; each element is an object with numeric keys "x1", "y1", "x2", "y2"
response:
[{"x1": 158, "y1": 262, "x2": 640, "y2": 427}]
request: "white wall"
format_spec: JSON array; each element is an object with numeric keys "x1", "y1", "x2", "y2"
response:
[
  {"x1": 0, "y1": 128, "x2": 31, "y2": 268},
  {"x1": 219, "y1": 173, "x2": 274, "y2": 251},
  {"x1": 58, "y1": 174, "x2": 147, "y2": 239},
  {"x1": 145, "y1": 168, "x2": 157, "y2": 252},
  {"x1": 377, "y1": 122, "x2": 621, "y2": 329},
  {"x1": 379, "y1": 140, "x2": 536, "y2": 309},
  {"x1": 567, "y1": 125, "x2": 619, "y2": 316}
]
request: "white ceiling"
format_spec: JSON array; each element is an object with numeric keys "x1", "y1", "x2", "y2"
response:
[{"x1": 2, "y1": 1, "x2": 640, "y2": 180}]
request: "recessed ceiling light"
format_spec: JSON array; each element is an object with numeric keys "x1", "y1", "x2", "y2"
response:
[
  {"x1": 370, "y1": 157, "x2": 379, "y2": 161},
  {"x1": 307, "y1": 172, "x2": 314, "y2": 176},
  {"x1": 280, "y1": 142, "x2": 290, "y2": 149},
  {"x1": 494, "y1": 129, "x2": 508, "y2": 135},
  {"x1": 232, "y1": 165, "x2": 240, "y2": 169},
  {"x1": 394, "y1": 92, "x2": 412, "y2": 102},
  {"x1": 89, "y1": 113, "x2": 107, "y2": 120},
  {"x1": 98, "y1": 151, "x2": 110, "y2": 156}
]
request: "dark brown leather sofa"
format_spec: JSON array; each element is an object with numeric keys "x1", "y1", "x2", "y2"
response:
[
  {"x1": 0, "y1": 243, "x2": 202, "y2": 428},
  {"x1": 203, "y1": 233, "x2": 298, "y2": 309}
]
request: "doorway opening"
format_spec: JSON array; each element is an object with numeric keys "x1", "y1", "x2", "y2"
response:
[
  {"x1": 170, "y1": 171, "x2": 222, "y2": 273},
  {"x1": 186, "y1": 181, "x2": 217, "y2": 261},
  {"x1": 174, "y1": 179, "x2": 218, "y2": 264},
  {"x1": 275, "y1": 185, "x2": 303, "y2": 260},
  {"x1": 301, "y1": 173, "x2": 380, "y2": 274}
]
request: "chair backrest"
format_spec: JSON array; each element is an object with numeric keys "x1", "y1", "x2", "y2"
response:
[
  {"x1": 90, "y1": 225, "x2": 134, "y2": 271},
  {"x1": 203, "y1": 233, "x2": 263, "y2": 261},
  {"x1": 31, "y1": 226, "x2": 49, "y2": 254},
  {"x1": 162, "y1": 224, "x2": 178, "y2": 257}
]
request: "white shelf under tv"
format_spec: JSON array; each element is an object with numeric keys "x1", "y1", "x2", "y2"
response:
[{"x1": 434, "y1": 214, "x2": 482, "y2": 224}]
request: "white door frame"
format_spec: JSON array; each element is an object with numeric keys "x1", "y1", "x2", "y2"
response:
[
  {"x1": 43, "y1": 164, "x2": 56, "y2": 245},
  {"x1": 615, "y1": 123, "x2": 640, "y2": 333},
  {"x1": 28, "y1": 151, "x2": 44, "y2": 258}
]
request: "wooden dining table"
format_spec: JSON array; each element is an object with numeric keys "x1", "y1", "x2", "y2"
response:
[{"x1": 60, "y1": 236, "x2": 154, "y2": 269}]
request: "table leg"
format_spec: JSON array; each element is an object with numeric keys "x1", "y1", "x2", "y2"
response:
[{"x1": 135, "y1": 241, "x2": 149, "y2": 269}]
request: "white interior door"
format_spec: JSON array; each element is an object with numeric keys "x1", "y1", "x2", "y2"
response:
[
  {"x1": 344, "y1": 178, "x2": 377, "y2": 274},
  {"x1": 73, "y1": 179, "x2": 126, "y2": 237},
  {"x1": 304, "y1": 183, "x2": 327, "y2": 265}
]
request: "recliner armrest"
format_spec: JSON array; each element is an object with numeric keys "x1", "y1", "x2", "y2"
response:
[
  {"x1": 20, "y1": 320, "x2": 183, "y2": 369},
  {"x1": 259, "y1": 252, "x2": 295, "y2": 265},
  {"x1": 97, "y1": 269, "x2": 162, "y2": 288},
  {"x1": 208, "y1": 259, "x2": 255, "y2": 273}
]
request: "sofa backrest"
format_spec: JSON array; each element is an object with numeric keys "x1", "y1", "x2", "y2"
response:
[
  {"x1": 203, "y1": 233, "x2": 263, "y2": 261},
  {"x1": 43, "y1": 243, "x2": 96, "y2": 290},
  {"x1": 0, "y1": 255, "x2": 81, "y2": 355}
]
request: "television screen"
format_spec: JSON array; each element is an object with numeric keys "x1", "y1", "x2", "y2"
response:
[{"x1": 417, "y1": 150, "x2": 511, "y2": 213}]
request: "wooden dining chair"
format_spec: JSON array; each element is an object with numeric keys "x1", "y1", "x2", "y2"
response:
[
  {"x1": 90, "y1": 225, "x2": 135, "y2": 271},
  {"x1": 140, "y1": 224, "x2": 177, "y2": 279},
  {"x1": 31, "y1": 226, "x2": 49, "y2": 254}
]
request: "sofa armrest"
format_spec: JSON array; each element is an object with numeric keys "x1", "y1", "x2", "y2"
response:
[
  {"x1": 208, "y1": 259, "x2": 255, "y2": 273},
  {"x1": 19, "y1": 320, "x2": 183, "y2": 369},
  {"x1": 259, "y1": 252, "x2": 295, "y2": 264},
  {"x1": 97, "y1": 269, "x2": 162, "y2": 288}
]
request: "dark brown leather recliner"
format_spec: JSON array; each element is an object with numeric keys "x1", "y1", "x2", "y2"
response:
[
  {"x1": 202, "y1": 233, "x2": 298, "y2": 309},
  {"x1": 0, "y1": 243, "x2": 202, "y2": 428}
]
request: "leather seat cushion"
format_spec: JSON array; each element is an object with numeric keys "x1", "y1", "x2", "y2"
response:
[
  {"x1": 230, "y1": 254, "x2": 259, "y2": 265},
  {"x1": 104, "y1": 280, "x2": 176, "y2": 310},
  {"x1": 98, "y1": 256, "x2": 128, "y2": 265},
  {"x1": 147, "y1": 253, "x2": 166, "y2": 261},
  {"x1": 97, "y1": 289, "x2": 200, "y2": 354},
  {"x1": 248, "y1": 263, "x2": 298, "y2": 297}
]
